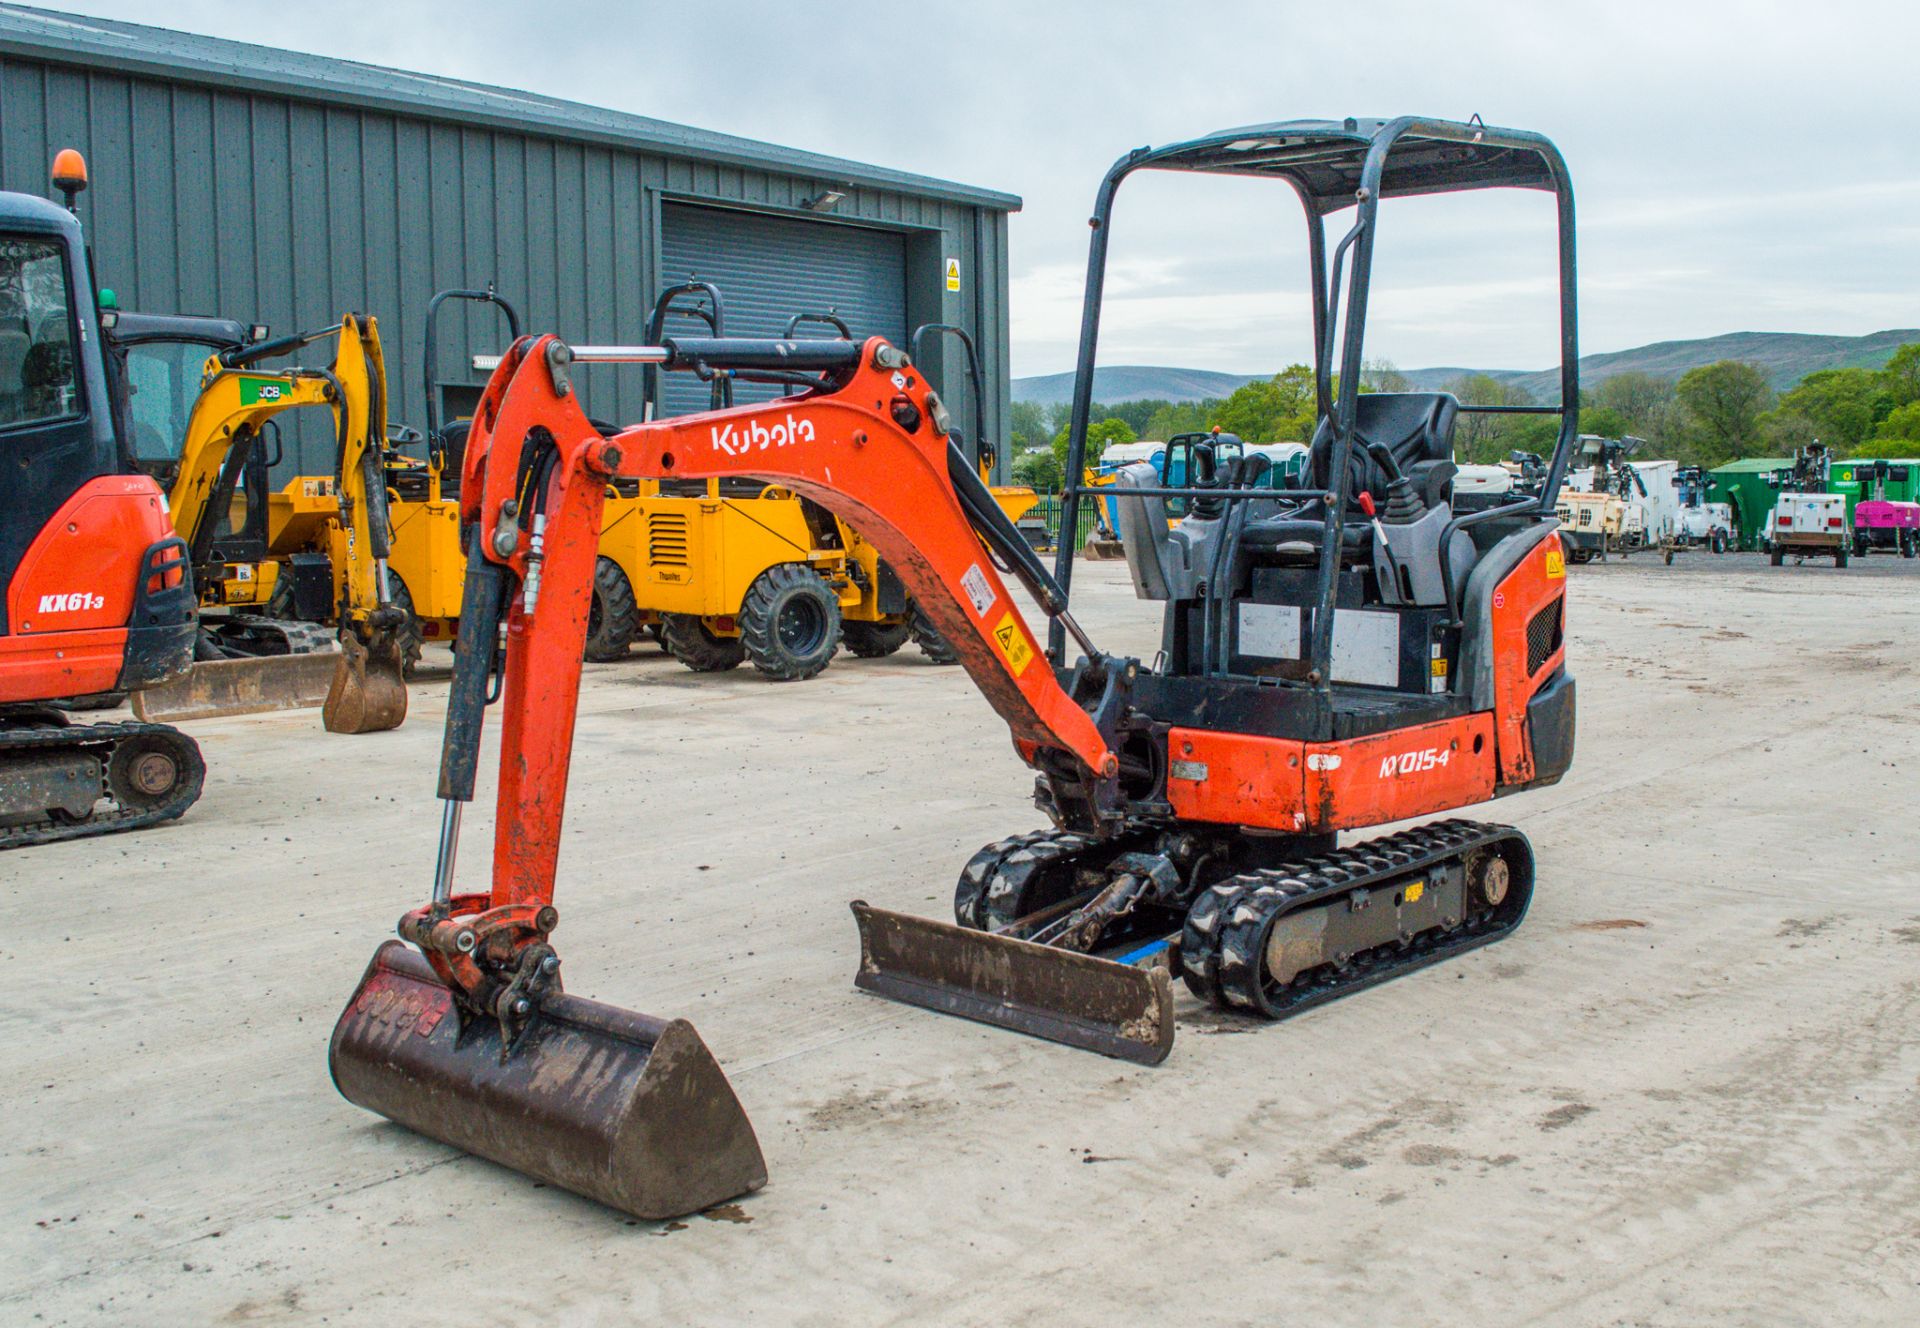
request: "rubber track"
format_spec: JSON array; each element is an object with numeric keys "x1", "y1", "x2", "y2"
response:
[
  {"x1": 1, "y1": 721, "x2": 206, "y2": 850},
  {"x1": 954, "y1": 828, "x2": 1100, "y2": 930},
  {"x1": 1179, "y1": 818, "x2": 1530, "y2": 1018},
  {"x1": 954, "y1": 824, "x2": 1161, "y2": 931}
]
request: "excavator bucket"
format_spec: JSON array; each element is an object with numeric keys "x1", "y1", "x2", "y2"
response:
[
  {"x1": 131, "y1": 647, "x2": 342, "y2": 723},
  {"x1": 329, "y1": 941, "x2": 768, "y2": 1221},
  {"x1": 851, "y1": 901, "x2": 1175, "y2": 1065},
  {"x1": 322, "y1": 634, "x2": 408, "y2": 734}
]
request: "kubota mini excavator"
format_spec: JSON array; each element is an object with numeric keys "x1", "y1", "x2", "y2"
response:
[
  {"x1": 331, "y1": 116, "x2": 1580, "y2": 1220},
  {"x1": 1, "y1": 154, "x2": 205, "y2": 846}
]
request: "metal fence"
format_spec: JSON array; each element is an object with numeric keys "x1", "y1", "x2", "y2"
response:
[{"x1": 1029, "y1": 489, "x2": 1105, "y2": 551}]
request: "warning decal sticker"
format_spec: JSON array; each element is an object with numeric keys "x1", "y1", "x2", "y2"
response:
[
  {"x1": 992, "y1": 610, "x2": 1034, "y2": 677},
  {"x1": 960, "y1": 563, "x2": 995, "y2": 617}
]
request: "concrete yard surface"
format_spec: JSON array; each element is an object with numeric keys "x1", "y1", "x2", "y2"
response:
[{"x1": 3, "y1": 558, "x2": 1918, "y2": 1325}]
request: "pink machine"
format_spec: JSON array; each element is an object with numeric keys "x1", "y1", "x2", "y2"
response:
[{"x1": 1853, "y1": 497, "x2": 1920, "y2": 558}]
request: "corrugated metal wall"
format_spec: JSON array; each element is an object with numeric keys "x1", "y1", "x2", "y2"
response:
[
  {"x1": 0, "y1": 55, "x2": 1012, "y2": 479},
  {"x1": 657, "y1": 203, "x2": 908, "y2": 415}
]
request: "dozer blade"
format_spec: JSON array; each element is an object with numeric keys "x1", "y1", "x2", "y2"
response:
[
  {"x1": 131, "y1": 647, "x2": 342, "y2": 723},
  {"x1": 329, "y1": 941, "x2": 767, "y2": 1221},
  {"x1": 322, "y1": 634, "x2": 407, "y2": 734},
  {"x1": 851, "y1": 901, "x2": 1175, "y2": 1065}
]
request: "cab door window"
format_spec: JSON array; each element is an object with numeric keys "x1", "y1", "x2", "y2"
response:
[
  {"x1": 123, "y1": 339, "x2": 215, "y2": 464},
  {"x1": 0, "y1": 237, "x2": 79, "y2": 429}
]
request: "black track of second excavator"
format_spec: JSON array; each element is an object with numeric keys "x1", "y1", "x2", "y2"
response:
[{"x1": 1, "y1": 721, "x2": 205, "y2": 850}]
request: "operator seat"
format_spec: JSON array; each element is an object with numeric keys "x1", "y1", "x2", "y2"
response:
[
  {"x1": 436, "y1": 420, "x2": 471, "y2": 498},
  {"x1": 1241, "y1": 391, "x2": 1460, "y2": 554}
]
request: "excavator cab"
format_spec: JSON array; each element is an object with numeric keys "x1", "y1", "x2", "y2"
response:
[{"x1": 103, "y1": 311, "x2": 271, "y2": 565}]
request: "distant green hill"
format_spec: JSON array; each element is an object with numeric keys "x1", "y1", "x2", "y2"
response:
[
  {"x1": 1011, "y1": 365, "x2": 1260, "y2": 406},
  {"x1": 1015, "y1": 330, "x2": 1920, "y2": 406}
]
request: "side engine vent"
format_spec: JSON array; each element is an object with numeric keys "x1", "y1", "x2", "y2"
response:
[
  {"x1": 648, "y1": 512, "x2": 690, "y2": 567},
  {"x1": 1525, "y1": 597, "x2": 1563, "y2": 675}
]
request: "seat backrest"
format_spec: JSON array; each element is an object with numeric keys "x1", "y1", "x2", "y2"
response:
[
  {"x1": 1112, "y1": 461, "x2": 1171, "y2": 600},
  {"x1": 436, "y1": 420, "x2": 470, "y2": 496},
  {"x1": 1305, "y1": 392, "x2": 1459, "y2": 501}
]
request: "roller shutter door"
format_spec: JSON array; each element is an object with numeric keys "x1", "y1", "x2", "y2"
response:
[{"x1": 658, "y1": 202, "x2": 907, "y2": 414}]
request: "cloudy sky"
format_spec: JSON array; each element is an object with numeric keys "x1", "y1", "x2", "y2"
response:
[{"x1": 43, "y1": 0, "x2": 1920, "y2": 377}]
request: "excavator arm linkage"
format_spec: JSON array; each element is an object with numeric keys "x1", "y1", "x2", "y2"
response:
[{"x1": 443, "y1": 334, "x2": 1121, "y2": 926}]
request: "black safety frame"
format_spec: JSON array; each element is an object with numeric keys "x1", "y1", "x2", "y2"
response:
[{"x1": 1048, "y1": 117, "x2": 1579, "y2": 699}]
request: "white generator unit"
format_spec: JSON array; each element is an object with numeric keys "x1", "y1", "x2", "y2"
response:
[
  {"x1": 1625, "y1": 460, "x2": 1680, "y2": 546},
  {"x1": 1770, "y1": 492, "x2": 1849, "y2": 567},
  {"x1": 1452, "y1": 463, "x2": 1515, "y2": 513},
  {"x1": 1675, "y1": 501, "x2": 1733, "y2": 548}
]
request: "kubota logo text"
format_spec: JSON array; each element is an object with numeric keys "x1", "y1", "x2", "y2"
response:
[
  {"x1": 38, "y1": 591, "x2": 105, "y2": 613},
  {"x1": 709, "y1": 414, "x2": 817, "y2": 457},
  {"x1": 1380, "y1": 746, "x2": 1451, "y2": 778}
]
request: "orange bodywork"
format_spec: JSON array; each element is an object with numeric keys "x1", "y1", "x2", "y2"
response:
[
  {"x1": 1163, "y1": 534, "x2": 1565, "y2": 833},
  {"x1": 0, "y1": 475, "x2": 177, "y2": 702},
  {"x1": 1167, "y1": 713, "x2": 1497, "y2": 833},
  {"x1": 1489, "y1": 532, "x2": 1568, "y2": 785}
]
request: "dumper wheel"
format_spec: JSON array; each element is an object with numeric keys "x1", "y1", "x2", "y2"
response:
[
  {"x1": 907, "y1": 604, "x2": 958, "y2": 665},
  {"x1": 386, "y1": 575, "x2": 426, "y2": 677},
  {"x1": 739, "y1": 563, "x2": 841, "y2": 681},
  {"x1": 661, "y1": 614, "x2": 745, "y2": 672},
  {"x1": 1903, "y1": 532, "x2": 1917, "y2": 558},
  {"x1": 1770, "y1": 547, "x2": 1784, "y2": 567},
  {"x1": 584, "y1": 557, "x2": 640, "y2": 662},
  {"x1": 842, "y1": 619, "x2": 911, "y2": 658},
  {"x1": 1836, "y1": 546, "x2": 1850, "y2": 568}
]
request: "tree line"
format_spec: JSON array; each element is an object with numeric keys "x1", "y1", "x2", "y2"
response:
[{"x1": 1009, "y1": 342, "x2": 1920, "y2": 486}]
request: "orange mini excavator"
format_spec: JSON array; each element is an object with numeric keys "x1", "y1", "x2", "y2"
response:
[
  {"x1": 332, "y1": 117, "x2": 1579, "y2": 1219},
  {"x1": 2, "y1": 155, "x2": 204, "y2": 848}
]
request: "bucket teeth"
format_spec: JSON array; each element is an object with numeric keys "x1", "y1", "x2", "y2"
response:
[
  {"x1": 330, "y1": 941, "x2": 767, "y2": 1221},
  {"x1": 851, "y1": 901, "x2": 1175, "y2": 1065}
]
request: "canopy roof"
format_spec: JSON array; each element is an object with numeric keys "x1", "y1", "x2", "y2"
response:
[{"x1": 1128, "y1": 117, "x2": 1563, "y2": 213}]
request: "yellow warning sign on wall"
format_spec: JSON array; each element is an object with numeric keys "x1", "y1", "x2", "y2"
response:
[
  {"x1": 992, "y1": 610, "x2": 1033, "y2": 676},
  {"x1": 945, "y1": 258, "x2": 961, "y2": 293}
]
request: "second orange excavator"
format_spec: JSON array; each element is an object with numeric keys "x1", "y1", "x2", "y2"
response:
[{"x1": 330, "y1": 116, "x2": 1581, "y2": 1220}]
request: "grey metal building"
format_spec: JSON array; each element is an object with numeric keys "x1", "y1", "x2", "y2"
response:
[{"x1": 0, "y1": 4, "x2": 1019, "y2": 475}]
